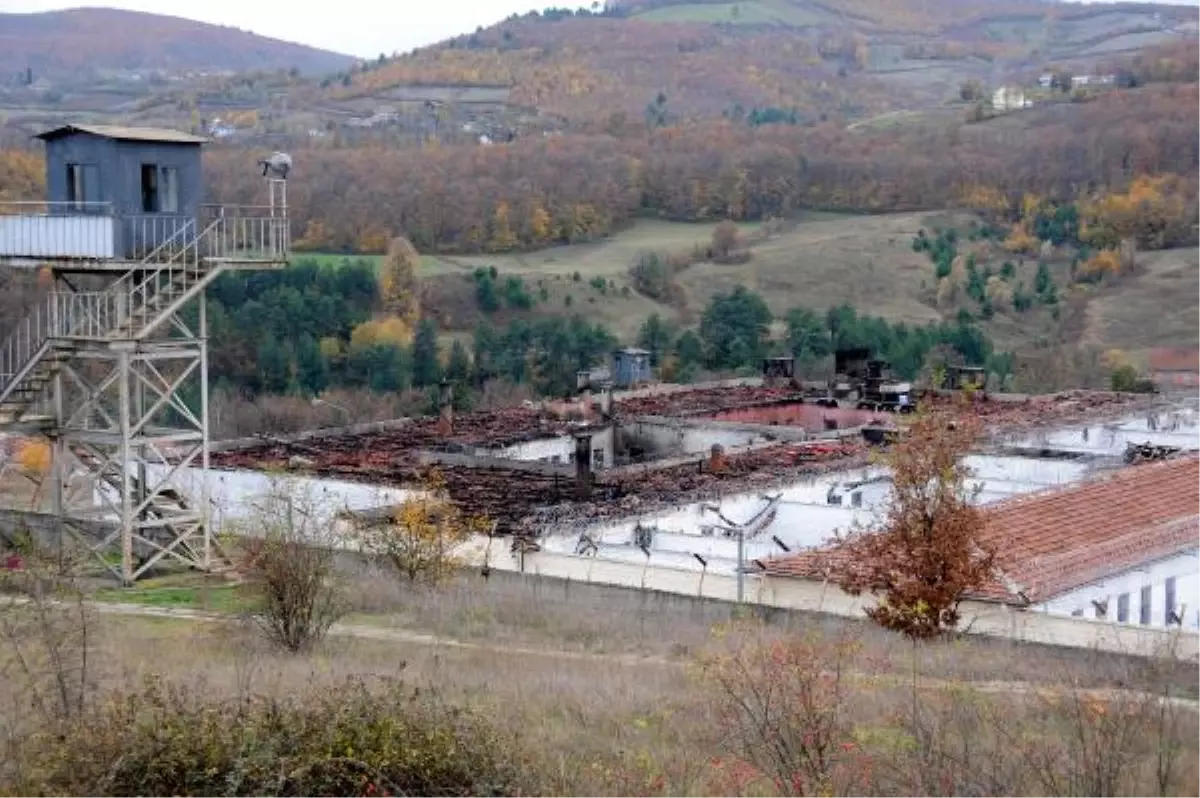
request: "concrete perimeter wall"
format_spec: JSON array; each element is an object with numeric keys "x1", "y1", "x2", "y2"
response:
[{"x1": 476, "y1": 545, "x2": 1200, "y2": 662}]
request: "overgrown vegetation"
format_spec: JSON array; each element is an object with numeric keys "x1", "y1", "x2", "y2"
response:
[
  {"x1": 6, "y1": 676, "x2": 527, "y2": 797},
  {"x1": 232, "y1": 483, "x2": 348, "y2": 653},
  {"x1": 0, "y1": 539, "x2": 1196, "y2": 797}
]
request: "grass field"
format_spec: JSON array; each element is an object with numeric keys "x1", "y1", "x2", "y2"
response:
[
  {"x1": 634, "y1": 0, "x2": 831, "y2": 26},
  {"x1": 5, "y1": 561, "x2": 1197, "y2": 795},
  {"x1": 302, "y1": 210, "x2": 1197, "y2": 371}
]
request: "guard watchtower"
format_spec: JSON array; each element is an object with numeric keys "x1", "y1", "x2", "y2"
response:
[{"x1": 0, "y1": 124, "x2": 289, "y2": 584}]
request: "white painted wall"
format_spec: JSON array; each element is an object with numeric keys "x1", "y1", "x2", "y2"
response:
[
  {"x1": 475, "y1": 429, "x2": 615, "y2": 470},
  {"x1": 543, "y1": 451, "x2": 1099, "y2": 578},
  {"x1": 464, "y1": 541, "x2": 1200, "y2": 661},
  {"x1": 477, "y1": 435, "x2": 576, "y2": 464},
  {"x1": 0, "y1": 215, "x2": 115, "y2": 259},
  {"x1": 623, "y1": 421, "x2": 766, "y2": 457},
  {"x1": 92, "y1": 465, "x2": 423, "y2": 544},
  {"x1": 1039, "y1": 551, "x2": 1200, "y2": 630}
]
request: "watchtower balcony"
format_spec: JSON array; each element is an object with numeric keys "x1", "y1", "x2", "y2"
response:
[{"x1": 0, "y1": 200, "x2": 289, "y2": 271}]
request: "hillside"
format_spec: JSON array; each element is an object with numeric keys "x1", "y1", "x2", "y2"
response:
[
  {"x1": 408, "y1": 210, "x2": 1199, "y2": 377},
  {"x1": 0, "y1": 8, "x2": 355, "y2": 79},
  {"x1": 315, "y1": 0, "x2": 1197, "y2": 125}
]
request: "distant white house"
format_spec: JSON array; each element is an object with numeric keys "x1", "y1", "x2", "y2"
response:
[
  {"x1": 1038, "y1": 73, "x2": 1055, "y2": 89},
  {"x1": 1072, "y1": 74, "x2": 1116, "y2": 87},
  {"x1": 992, "y1": 85, "x2": 1032, "y2": 111},
  {"x1": 207, "y1": 118, "x2": 237, "y2": 138}
]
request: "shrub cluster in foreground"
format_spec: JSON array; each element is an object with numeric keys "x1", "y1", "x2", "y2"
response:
[{"x1": 4, "y1": 677, "x2": 528, "y2": 797}]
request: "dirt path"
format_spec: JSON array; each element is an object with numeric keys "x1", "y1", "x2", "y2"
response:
[{"x1": 88, "y1": 600, "x2": 1200, "y2": 711}]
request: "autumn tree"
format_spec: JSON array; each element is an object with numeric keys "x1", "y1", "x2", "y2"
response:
[
  {"x1": 710, "y1": 219, "x2": 742, "y2": 262},
  {"x1": 349, "y1": 316, "x2": 413, "y2": 351},
  {"x1": 378, "y1": 236, "x2": 421, "y2": 326},
  {"x1": 829, "y1": 407, "x2": 994, "y2": 639},
  {"x1": 356, "y1": 469, "x2": 489, "y2": 583},
  {"x1": 489, "y1": 201, "x2": 518, "y2": 252}
]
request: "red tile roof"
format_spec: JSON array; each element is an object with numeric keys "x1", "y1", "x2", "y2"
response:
[
  {"x1": 758, "y1": 456, "x2": 1200, "y2": 605},
  {"x1": 1150, "y1": 348, "x2": 1200, "y2": 374}
]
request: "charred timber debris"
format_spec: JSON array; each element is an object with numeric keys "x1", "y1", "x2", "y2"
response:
[{"x1": 210, "y1": 386, "x2": 1157, "y2": 537}]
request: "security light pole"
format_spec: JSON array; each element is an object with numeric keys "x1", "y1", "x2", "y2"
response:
[{"x1": 736, "y1": 527, "x2": 745, "y2": 603}]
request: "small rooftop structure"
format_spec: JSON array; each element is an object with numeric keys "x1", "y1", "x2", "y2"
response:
[
  {"x1": 944, "y1": 365, "x2": 988, "y2": 391},
  {"x1": 612, "y1": 347, "x2": 653, "y2": 389},
  {"x1": 757, "y1": 456, "x2": 1200, "y2": 622},
  {"x1": 762, "y1": 356, "x2": 795, "y2": 388}
]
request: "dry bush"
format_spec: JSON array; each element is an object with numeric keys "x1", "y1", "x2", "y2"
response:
[
  {"x1": 985, "y1": 275, "x2": 1013, "y2": 311},
  {"x1": 935, "y1": 255, "x2": 968, "y2": 307},
  {"x1": 473, "y1": 378, "x2": 535, "y2": 411},
  {"x1": 0, "y1": 538, "x2": 97, "y2": 795},
  {"x1": 233, "y1": 483, "x2": 348, "y2": 653},
  {"x1": 696, "y1": 620, "x2": 876, "y2": 796},
  {"x1": 5, "y1": 675, "x2": 531, "y2": 797}
]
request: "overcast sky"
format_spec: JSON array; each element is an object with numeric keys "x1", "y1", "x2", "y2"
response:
[
  {"x1": 0, "y1": 0, "x2": 593, "y2": 58},
  {"x1": 0, "y1": 1, "x2": 1193, "y2": 58}
]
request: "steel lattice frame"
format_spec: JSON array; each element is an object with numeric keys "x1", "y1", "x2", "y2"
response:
[
  {"x1": 1, "y1": 178, "x2": 287, "y2": 583},
  {"x1": 44, "y1": 286, "x2": 220, "y2": 583}
]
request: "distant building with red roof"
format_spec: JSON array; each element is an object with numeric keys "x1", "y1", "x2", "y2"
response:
[{"x1": 1149, "y1": 348, "x2": 1200, "y2": 390}]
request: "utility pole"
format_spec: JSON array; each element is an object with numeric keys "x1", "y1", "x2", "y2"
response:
[{"x1": 736, "y1": 527, "x2": 745, "y2": 603}]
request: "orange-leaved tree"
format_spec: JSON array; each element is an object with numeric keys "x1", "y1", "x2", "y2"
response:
[{"x1": 829, "y1": 406, "x2": 994, "y2": 639}]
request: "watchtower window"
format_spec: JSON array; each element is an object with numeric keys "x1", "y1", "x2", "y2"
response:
[
  {"x1": 160, "y1": 167, "x2": 179, "y2": 213},
  {"x1": 66, "y1": 163, "x2": 98, "y2": 211},
  {"x1": 140, "y1": 164, "x2": 159, "y2": 212}
]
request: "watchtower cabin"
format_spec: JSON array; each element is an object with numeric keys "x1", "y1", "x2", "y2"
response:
[{"x1": 0, "y1": 124, "x2": 289, "y2": 585}]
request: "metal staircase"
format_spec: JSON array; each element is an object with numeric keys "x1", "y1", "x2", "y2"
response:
[
  {"x1": 0, "y1": 214, "x2": 246, "y2": 421},
  {"x1": 0, "y1": 194, "x2": 288, "y2": 583}
]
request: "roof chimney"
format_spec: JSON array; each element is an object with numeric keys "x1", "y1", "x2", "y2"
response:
[
  {"x1": 709, "y1": 443, "x2": 728, "y2": 475},
  {"x1": 574, "y1": 431, "x2": 594, "y2": 499},
  {"x1": 436, "y1": 379, "x2": 454, "y2": 437}
]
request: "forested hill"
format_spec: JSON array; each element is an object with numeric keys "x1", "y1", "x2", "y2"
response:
[{"x1": 0, "y1": 8, "x2": 356, "y2": 78}]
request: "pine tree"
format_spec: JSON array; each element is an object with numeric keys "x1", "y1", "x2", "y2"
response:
[
  {"x1": 412, "y1": 319, "x2": 441, "y2": 388},
  {"x1": 446, "y1": 339, "x2": 471, "y2": 384}
]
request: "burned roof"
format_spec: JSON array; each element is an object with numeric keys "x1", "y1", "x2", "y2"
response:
[
  {"x1": 758, "y1": 455, "x2": 1200, "y2": 605},
  {"x1": 35, "y1": 124, "x2": 209, "y2": 145}
]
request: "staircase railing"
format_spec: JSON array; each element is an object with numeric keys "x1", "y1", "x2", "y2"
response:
[
  {"x1": 0, "y1": 291, "x2": 131, "y2": 398},
  {"x1": 0, "y1": 205, "x2": 289, "y2": 406}
]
